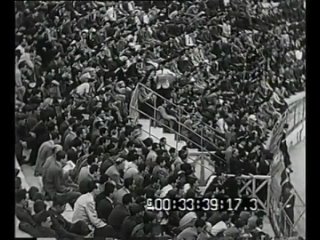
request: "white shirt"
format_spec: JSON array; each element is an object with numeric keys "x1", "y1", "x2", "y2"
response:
[
  {"x1": 211, "y1": 221, "x2": 228, "y2": 236},
  {"x1": 72, "y1": 193, "x2": 106, "y2": 228},
  {"x1": 76, "y1": 82, "x2": 90, "y2": 96},
  {"x1": 217, "y1": 118, "x2": 228, "y2": 134}
]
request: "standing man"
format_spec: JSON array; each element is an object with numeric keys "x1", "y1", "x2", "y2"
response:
[{"x1": 280, "y1": 123, "x2": 293, "y2": 173}]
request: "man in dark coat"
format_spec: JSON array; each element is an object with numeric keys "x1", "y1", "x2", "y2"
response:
[
  {"x1": 108, "y1": 193, "x2": 132, "y2": 234},
  {"x1": 15, "y1": 189, "x2": 37, "y2": 227},
  {"x1": 19, "y1": 210, "x2": 57, "y2": 238},
  {"x1": 120, "y1": 203, "x2": 145, "y2": 240},
  {"x1": 96, "y1": 182, "x2": 115, "y2": 222}
]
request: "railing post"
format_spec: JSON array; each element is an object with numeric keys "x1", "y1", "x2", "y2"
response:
[{"x1": 153, "y1": 95, "x2": 157, "y2": 127}]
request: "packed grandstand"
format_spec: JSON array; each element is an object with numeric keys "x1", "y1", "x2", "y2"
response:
[{"x1": 15, "y1": 1, "x2": 305, "y2": 239}]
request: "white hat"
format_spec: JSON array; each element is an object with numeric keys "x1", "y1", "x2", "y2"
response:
[
  {"x1": 51, "y1": 80, "x2": 60, "y2": 86},
  {"x1": 81, "y1": 29, "x2": 89, "y2": 34}
]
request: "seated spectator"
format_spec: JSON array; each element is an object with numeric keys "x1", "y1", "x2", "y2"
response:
[
  {"x1": 15, "y1": 189, "x2": 36, "y2": 227},
  {"x1": 120, "y1": 203, "x2": 145, "y2": 240},
  {"x1": 96, "y1": 182, "x2": 115, "y2": 222},
  {"x1": 114, "y1": 177, "x2": 134, "y2": 205},
  {"x1": 79, "y1": 164, "x2": 99, "y2": 194},
  {"x1": 48, "y1": 194, "x2": 90, "y2": 238},
  {"x1": 108, "y1": 193, "x2": 133, "y2": 234},
  {"x1": 72, "y1": 180, "x2": 109, "y2": 238},
  {"x1": 105, "y1": 157, "x2": 125, "y2": 188},
  {"x1": 19, "y1": 210, "x2": 57, "y2": 238},
  {"x1": 177, "y1": 219, "x2": 206, "y2": 240},
  {"x1": 210, "y1": 212, "x2": 231, "y2": 237},
  {"x1": 42, "y1": 150, "x2": 81, "y2": 207}
]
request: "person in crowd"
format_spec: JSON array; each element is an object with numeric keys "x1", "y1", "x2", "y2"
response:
[
  {"x1": 34, "y1": 131, "x2": 60, "y2": 176},
  {"x1": 79, "y1": 164, "x2": 99, "y2": 194},
  {"x1": 108, "y1": 193, "x2": 133, "y2": 235},
  {"x1": 120, "y1": 203, "x2": 145, "y2": 240},
  {"x1": 42, "y1": 150, "x2": 81, "y2": 207},
  {"x1": 72, "y1": 180, "x2": 109, "y2": 238},
  {"x1": 113, "y1": 177, "x2": 134, "y2": 205},
  {"x1": 96, "y1": 182, "x2": 115, "y2": 222},
  {"x1": 280, "y1": 123, "x2": 293, "y2": 173},
  {"x1": 77, "y1": 154, "x2": 97, "y2": 185},
  {"x1": 177, "y1": 219, "x2": 206, "y2": 240},
  {"x1": 105, "y1": 157, "x2": 125, "y2": 188},
  {"x1": 15, "y1": 189, "x2": 37, "y2": 227}
]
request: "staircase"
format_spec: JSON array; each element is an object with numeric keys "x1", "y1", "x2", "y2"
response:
[
  {"x1": 137, "y1": 118, "x2": 216, "y2": 184},
  {"x1": 130, "y1": 83, "x2": 226, "y2": 185}
]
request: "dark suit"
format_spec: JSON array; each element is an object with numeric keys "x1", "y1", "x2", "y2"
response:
[
  {"x1": 97, "y1": 197, "x2": 114, "y2": 222},
  {"x1": 108, "y1": 205, "x2": 130, "y2": 232},
  {"x1": 120, "y1": 216, "x2": 143, "y2": 240},
  {"x1": 15, "y1": 205, "x2": 36, "y2": 227}
]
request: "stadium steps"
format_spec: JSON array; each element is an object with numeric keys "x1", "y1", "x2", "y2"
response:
[{"x1": 138, "y1": 118, "x2": 216, "y2": 182}]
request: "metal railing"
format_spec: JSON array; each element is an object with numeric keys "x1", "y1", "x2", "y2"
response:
[{"x1": 266, "y1": 93, "x2": 306, "y2": 239}]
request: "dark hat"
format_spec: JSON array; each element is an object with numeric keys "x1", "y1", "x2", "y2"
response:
[
  {"x1": 33, "y1": 210, "x2": 51, "y2": 224},
  {"x1": 70, "y1": 220, "x2": 91, "y2": 236},
  {"x1": 130, "y1": 203, "x2": 144, "y2": 215},
  {"x1": 34, "y1": 200, "x2": 47, "y2": 214}
]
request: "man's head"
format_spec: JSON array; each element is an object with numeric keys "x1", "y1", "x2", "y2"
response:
[
  {"x1": 52, "y1": 194, "x2": 70, "y2": 214},
  {"x1": 156, "y1": 156, "x2": 166, "y2": 168},
  {"x1": 87, "y1": 180, "x2": 100, "y2": 197},
  {"x1": 89, "y1": 164, "x2": 99, "y2": 178},
  {"x1": 76, "y1": 127, "x2": 87, "y2": 140},
  {"x1": 34, "y1": 211, "x2": 52, "y2": 228},
  {"x1": 56, "y1": 150, "x2": 66, "y2": 162},
  {"x1": 122, "y1": 193, "x2": 133, "y2": 207},
  {"x1": 129, "y1": 203, "x2": 144, "y2": 217},
  {"x1": 15, "y1": 189, "x2": 27, "y2": 205},
  {"x1": 160, "y1": 137, "x2": 166, "y2": 146},
  {"x1": 126, "y1": 141, "x2": 135, "y2": 151},
  {"x1": 124, "y1": 177, "x2": 134, "y2": 191},
  {"x1": 152, "y1": 143, "x2": 160, "y2": 152},
  {"x1": 51, "y1": 131, "x2": 60, "y2": 144},
  {"x1": 104, "y1": 182, "x2": 116, "y2": 199}
]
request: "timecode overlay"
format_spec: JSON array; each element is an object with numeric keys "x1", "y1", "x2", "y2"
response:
[{"x1": 146, "y1": 197, "x2": 258, "y2": 212}]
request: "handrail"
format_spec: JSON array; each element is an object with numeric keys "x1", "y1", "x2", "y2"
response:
[
  {"x1": 140, "y1": 99, "x2": 221, "y2": 152},
  {"x1": 136, "y1": 82, "x2": 225, "y2": 142},
  {"x1": 132, "y1": 105, "x2": 226, "y2": 165}
]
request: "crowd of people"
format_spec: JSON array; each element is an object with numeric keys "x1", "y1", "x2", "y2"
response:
[{"x1": 15, "y1": 0, "x2": 305, "y2": 239}]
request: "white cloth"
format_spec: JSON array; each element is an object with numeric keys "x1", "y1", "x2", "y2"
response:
[
  {"x1": 78, "y1": 166, "x2": 90, "y2": 185},
  {"x1": 179, "y1": 212, "x2": 197, "y2": 229},
  {"x1": 159, "y1": 184, "x2": 173, "y2": 198}
]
